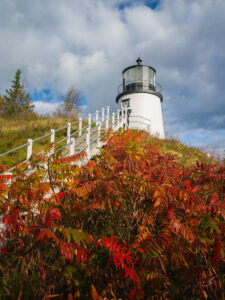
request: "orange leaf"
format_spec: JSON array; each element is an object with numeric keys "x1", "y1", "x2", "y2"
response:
[
  {"x1": 154, "y1": 197, "x2": 162, "y2": 207},
  {"x1": 153, "y1": 190, "x2": 162, "y2": 198},
  {"x1": 42, "y1": 294, "x2": 60, "y2": 299},
  {"x1": 92, "y1": 202, "x2": 105, "y2": 209},
  {"x1": 91, "y1": 284, "x2": 99, "y2": 300},
  {"x1": 67, "y1": 293, "x2": 73, "y2": 300}
]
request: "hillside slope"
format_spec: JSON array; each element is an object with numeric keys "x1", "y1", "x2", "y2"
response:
[
  {"x1": 0, "y1": 118, "x2": 216, "y2": 169},
  {"x1": 0, "y1": 117, "x2": 80, "y2": 168},
  {"x1": 147, "y1": 135, "x2": 216, "y2": 166}
]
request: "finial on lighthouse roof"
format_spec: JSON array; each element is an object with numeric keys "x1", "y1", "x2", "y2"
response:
[{"x1": 136, "y1": 57, "x2": 142, "y2": 65}]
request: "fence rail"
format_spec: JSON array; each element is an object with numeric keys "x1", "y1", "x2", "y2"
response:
[
  {"x1": 0, "y1": 142, "x2": 29, "y2": 158},
  {"x1": 0, "y1": 106, "x2": 152, "y2": 175}
]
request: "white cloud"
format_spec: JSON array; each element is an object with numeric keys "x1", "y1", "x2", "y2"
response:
[
  {"x1": 33, "y1": 101, "x2": 60, "y2": 115},
  {"x1": 1, "y1": 0, "x2": 225, "y2": 151}
]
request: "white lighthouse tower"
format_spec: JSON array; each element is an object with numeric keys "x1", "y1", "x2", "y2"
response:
[{"x1": 116, "y1": 58, "x2": 165, "y2": 138}]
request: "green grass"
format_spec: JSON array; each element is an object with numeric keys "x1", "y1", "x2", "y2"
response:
[
  {"x1": 0, "y1": 117, "x2": 83, "y2": 169},
  {"x1": 147, "y1": 135, "x2": 216, "y2": 166}
]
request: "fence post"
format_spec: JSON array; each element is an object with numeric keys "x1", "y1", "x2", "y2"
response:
[
  {"x1": 117, "y1": 109, "x2": 120, "y2": 128},
  {"x1": 88, "y1": 113, "x2": 91, "y2": 127},
  {"x1": 27, "y1": 139, "x2": 33, "y2": 161},
  {"x1": 50, "y1": 129, "x2": 55, "y2": 143},
  {"x1": 67, "y1": 122, "x2": 71, "y2": 144},
  {"x1": 88, "y1": 113, "x2": 91, "y2": 143},
  {"x1": 124, "y1": 108, "x2": 128, "y2": 130},
  {"x1": 106, "y1": 115, "x2": 109, "y2": 131},
  {"x1": 86, "y1": 129, "x2": 90, "y2": 160},
  {"x1": 97, "y1": 122, "x2": 102, "y2": 147},
  {"x1": 112, "y1": 112, "x2": 115, "y2": 131},
  {"x1": 96, "y1": 110, "x2": 98, "y2": 126},
  {"x1": 79, "y1": 117, "x2": 82, "y2": 137},
  {"x1": 121, "y1": 109, "x2": 124, "y2": 128},
  {"x1": 49, "y1": 129, "x2": 55, "y2": 155},
  {"x1": 107, "y1": 105, "x2": 110, "y2": 119},
  {"x1": 70, "y1": 138, "x2": 75, "y2": 156},
  {"x1": 102, "y1": 107, "x2": 105, "y2": 122}
]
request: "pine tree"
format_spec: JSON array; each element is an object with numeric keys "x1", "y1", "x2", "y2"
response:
[
  {"x1": 0, "y1": 94, "x2": 3, "y2": 115},
  {"x1": 3, "y1": 69, "x2": 34, "y2": 116}
]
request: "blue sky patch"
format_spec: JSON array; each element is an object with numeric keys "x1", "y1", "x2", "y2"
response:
[
  {"x1": 31, "y1": 88, "x2": 88, "y2": 107},
  {"x1": 144, "y1": 0, "x2": 160, "y2": 9},
  {"x1": 118, "y1": 0, "x2": 160, "y2": 10},
  {"x1": 31, "y1": 89, "x2": 55, "y2": 103}
]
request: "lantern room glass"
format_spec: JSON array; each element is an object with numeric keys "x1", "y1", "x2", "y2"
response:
[{"x1": 123, "y1": 65, "x2": 155, "y2": 91}]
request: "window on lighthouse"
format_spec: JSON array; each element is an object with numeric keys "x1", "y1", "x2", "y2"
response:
[
  {"x1": 143, "y1": 66, "x2": 149, "y2": 89},
  {"x1": 124, "y1": 69, "x2": 130, "y2": 84},
  {"x1": 121, "y1": 98, "x2": 130, "y2": 108},
  {"x1": 136, "y1": 66, "x2": 142, "y2": 82},
  {"x1": 130, "y1": 68, "x2": 135, "y2": 83},
  {"x1": 149, "y1": 69, "x2": 155, "y2": 86}
]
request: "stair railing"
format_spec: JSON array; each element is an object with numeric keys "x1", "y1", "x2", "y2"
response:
[
  {"x1": 0, "y1": 106, "x2": 151, "y2": 176},
  {"x1": 0, "y1": 106, "x2": 114, "y2": 174}
]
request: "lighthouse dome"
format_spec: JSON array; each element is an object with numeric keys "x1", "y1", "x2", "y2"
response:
[
  {"x1": 123, "y1": 57, "x2": 156, "y2": 91},
  {"x1": 116, "y1": 58, "x2": 163, "y2": 103}
]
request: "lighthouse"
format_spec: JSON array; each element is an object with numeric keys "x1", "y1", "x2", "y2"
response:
[{"x1": 116, "y1": 58, "x2": 165, "y2": 139}]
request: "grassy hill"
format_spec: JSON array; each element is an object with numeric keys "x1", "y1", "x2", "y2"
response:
[
  {"x1": 148, "y1": 135, "x2": 217, "y2": 166},
  {"x1": 0, "y1": 117, "x2": 218, "y2": 169},
  {"x1": 0, "y1": 117, "x2": 81, "y2": 168}
]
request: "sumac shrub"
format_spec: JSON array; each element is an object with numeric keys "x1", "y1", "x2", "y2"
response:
[{"x1": 0, "y1": 129, "x2": 225, "y2": 299}]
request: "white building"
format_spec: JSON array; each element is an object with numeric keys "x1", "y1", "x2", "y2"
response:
[{"x1": 116, "y1": 58, "x2": 165, "y2": 139}]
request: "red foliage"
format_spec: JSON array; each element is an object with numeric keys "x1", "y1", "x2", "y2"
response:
[
  {"x1": 97, "y1": 236, "x2": 138, "y2": 283},
  {"x1": 0, "y1": 129, "x2": 225, "y2": 299},
  {"x1": 211, "y1": 236, "x2": 222, "y2": 265},
  {"x1": 44, "y1": 208, "x2": 61, "y2": 227}
]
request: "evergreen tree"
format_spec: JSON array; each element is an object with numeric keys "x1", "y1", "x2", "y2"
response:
[
  {"x1": 3, "y1": 69, "x2": 34, "y2": 116},
  {"x1": 0, "y1": 94, "x2": 3, "y2": 115}
]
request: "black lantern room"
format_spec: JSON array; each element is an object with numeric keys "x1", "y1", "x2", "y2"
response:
[{"x1": 116, "y1": 58, "x2": 163, "y2": 103}]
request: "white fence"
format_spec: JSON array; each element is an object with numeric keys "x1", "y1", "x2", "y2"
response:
[{"x1": 0, "y1": 106, "x2": 136, "y2": 174}]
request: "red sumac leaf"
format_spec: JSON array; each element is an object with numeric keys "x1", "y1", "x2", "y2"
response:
[
  {"x1": 211, "y1": 236, "x2": 221, "y2": 265},
  {"x1": 128, "y1": 287, "x2": 136, "y2": 300},
  {"x1": 37, "y1": 228, "x2": 59, "y2": 243},
  {"x1": 196, "y1": 160, "x2": 200, "y2": 167},
  {"x1": 45, "y1": 208, "x2": 61, "y2": 227}
]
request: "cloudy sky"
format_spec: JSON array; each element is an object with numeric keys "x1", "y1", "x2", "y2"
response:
[{"x1": 1, "y1": 0, "x2": 225, "y2": 153}]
